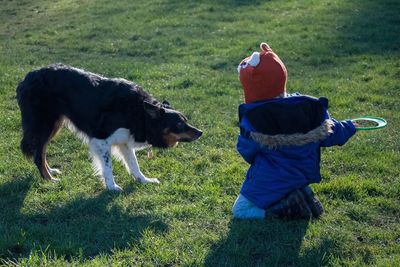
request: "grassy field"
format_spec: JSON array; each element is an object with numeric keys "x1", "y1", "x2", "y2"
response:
[{"x1": 0, "y1": 0, "x2": 399, "y2": 266}]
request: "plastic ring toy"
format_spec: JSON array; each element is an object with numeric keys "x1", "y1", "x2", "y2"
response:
[{"x1": 351, "y1": 116, "x2": 387, "y2": 131}]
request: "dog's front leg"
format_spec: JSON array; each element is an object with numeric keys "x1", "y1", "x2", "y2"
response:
[
  {"x1": 89, "y1": 139, "x2": 123, "y2": 191},
  {"x1": 117, "y1": 144, "x2": 160, "y2": 184}
]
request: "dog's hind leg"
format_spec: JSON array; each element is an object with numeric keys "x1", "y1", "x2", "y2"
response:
[
  {"x1": 89, "y1": 139, "x2": 123, "y2": 192},
  {"x1": 33, "y1": 118, "x2": 64, "y2": 182},
  {"x1": 34, "y1": 142, "x2": 59, "y2": 182},
  {"x1": 115, "y1": 144, "x2": 160, "y2": 184},
  {"x1": 44, "y1": 118, "x2": 64, "y2": 176}
]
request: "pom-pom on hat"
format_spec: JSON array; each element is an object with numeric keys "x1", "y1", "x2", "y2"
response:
[{"x1": 238, "y1": 43, "x2": 288, "y2": 103}]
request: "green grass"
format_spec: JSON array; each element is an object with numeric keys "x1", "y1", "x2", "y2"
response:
[{"x1": 1, "y1": 0, "x2": 399, "y2": 266}]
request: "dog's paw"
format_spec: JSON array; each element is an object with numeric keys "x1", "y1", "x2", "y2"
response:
[
  {"x1": 49, "y1": 168, "x2": 62, "y2": 176},
  {"x1": 50, "y1": 178, "x2": 60, "y2": 183},
  {"x1": 139, "y1": 178, "x2": 160, "y2": 184},
  {"x1": 107, "y1": 184, "x2": 123, "y2": 192}
]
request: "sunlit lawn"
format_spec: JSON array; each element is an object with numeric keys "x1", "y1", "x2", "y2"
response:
[{"x1": 0, "y1": 0, "x2": 399, "y2": 266}]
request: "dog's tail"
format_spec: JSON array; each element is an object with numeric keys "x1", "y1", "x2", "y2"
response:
[
  {"x1": 17, "y1": 71, "x2": 39, "y2": 158},
  {"x1": 16, "y1": 70, "x2": 52, "y2": 158}
]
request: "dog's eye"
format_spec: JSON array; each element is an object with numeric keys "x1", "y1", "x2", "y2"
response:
[{"x1": 176, "y1": 122, "x2": 185, "y2": 131}]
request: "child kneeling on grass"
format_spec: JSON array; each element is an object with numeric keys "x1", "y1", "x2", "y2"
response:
[{"x1": 232, "y1": 42, "x2": 357, "y2": 219}]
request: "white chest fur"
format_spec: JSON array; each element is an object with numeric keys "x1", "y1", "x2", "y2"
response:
[{"x1": 88, "y1": 128, "x2": 159, "y2": 191}]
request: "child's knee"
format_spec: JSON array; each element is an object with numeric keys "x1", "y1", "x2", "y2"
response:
[
  {"x1": 232, "y1": 201, "x2": 246, "y2": 218},
  {"x1": 232, "y1": 194, "x2": 266, "y2": 219}
]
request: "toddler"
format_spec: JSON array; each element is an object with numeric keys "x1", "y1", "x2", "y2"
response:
[{"x1": 232, "y1": 43, "x2": 357, "y2": 219}]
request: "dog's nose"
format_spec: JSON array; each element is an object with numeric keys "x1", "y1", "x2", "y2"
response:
[
  {"x1": 185, "y1": 127, "x2": 202, "y2": 141},
  {"x1": 194, "y1": 128, "x2": 202, "y2": 139}
]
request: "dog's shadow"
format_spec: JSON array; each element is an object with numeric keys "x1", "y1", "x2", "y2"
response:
[
  {"x1": 204, "y1": 218, "x2": 336, "y2": 266},
  {"x1": 0, "y1": 176, "x2": 168, "y2": 261}
]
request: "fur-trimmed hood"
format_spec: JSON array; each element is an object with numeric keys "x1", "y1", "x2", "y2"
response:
[
  {"x1": 238, "y1": 94, "x2": 332, "y2": 149},
  {"x1": 250, "y1": 119, "x2": 334, "y2": 149}
]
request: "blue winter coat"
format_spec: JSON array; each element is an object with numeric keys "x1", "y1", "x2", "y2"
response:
[{"x1": 237, "y1": 95, "x2": 356, "y2": 209}]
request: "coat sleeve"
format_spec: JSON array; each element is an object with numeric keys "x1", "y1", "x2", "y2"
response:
[
  {"x1": 237, "y1": 135, "x2": 260, "y2": 164},
  {"x1": 320, "y1": 119, "x2": 357, "y2": 147}
]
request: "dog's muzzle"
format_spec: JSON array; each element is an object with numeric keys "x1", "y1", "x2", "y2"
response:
[{"x1": 180, "y1": 126, "x2": 202, "y2": 142}]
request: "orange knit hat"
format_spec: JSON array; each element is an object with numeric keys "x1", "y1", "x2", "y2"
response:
[{"x1": 238, "y1": 43, "x2": 288, "y2": 103}]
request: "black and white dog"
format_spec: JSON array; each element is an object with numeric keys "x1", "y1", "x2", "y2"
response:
[{"x1": 16, "y1": 64, "x2": 202, "y2": 191}]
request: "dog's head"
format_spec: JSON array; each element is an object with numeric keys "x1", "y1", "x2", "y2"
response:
[{"x1": 144, "y1": 100, "x2": 202, "y2": 148}]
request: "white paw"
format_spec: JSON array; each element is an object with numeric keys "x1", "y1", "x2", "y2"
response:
[
  {"x1": 50, "y1": 178, "x2": 60, "y2": 183},
  {"x1": 139, "y1": 177, "x2": 160, "y2": 184},
  {"x1": 107, "y1": 184, "x2": 123, "y2": 192},
  {"x1": 49, "y1": 168, "x2": 62, "y2": 175}
]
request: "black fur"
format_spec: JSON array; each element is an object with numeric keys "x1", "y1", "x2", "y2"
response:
[{"x1": 16, "y1": 63, "x2": 202, "y2": 160}]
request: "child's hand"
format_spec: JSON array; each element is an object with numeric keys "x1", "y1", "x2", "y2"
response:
[{"x1": 351, "y1": 120, "x2": 360, "y2": 127}]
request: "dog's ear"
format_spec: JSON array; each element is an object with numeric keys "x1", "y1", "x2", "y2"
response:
[
  {"x1": 162, "y1": 99, "x2": 172, "y2": 109},
  {"x1": 144, "y1": 101, "x2": 163, "y2": 119}
]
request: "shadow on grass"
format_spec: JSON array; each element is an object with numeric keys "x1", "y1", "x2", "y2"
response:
[
  {"x1": 204, "y1": 218, "x2": 340, "y2": 267},
  {"x1": 204, "y1": 219, "x2": 308, "y2": 266},
  {"x1": 337, "y1": 0, "x2": 400, "y2": 55},
  {"x1": 0, "y1": 176, "x2": 168, "y2": 262},
  {"x1": 305, "y1": 0, "x2": 399, "y2": 63}
]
